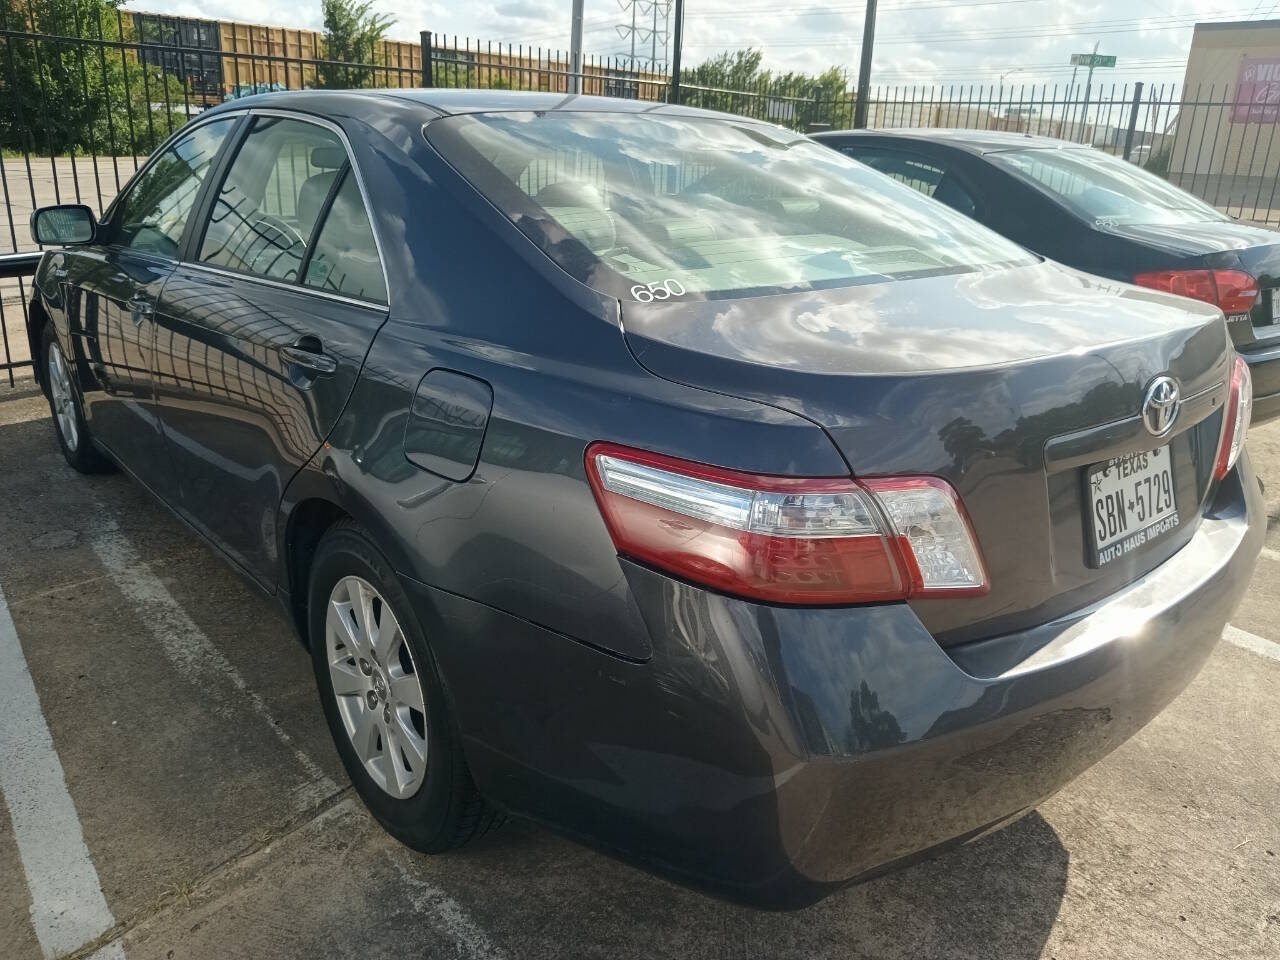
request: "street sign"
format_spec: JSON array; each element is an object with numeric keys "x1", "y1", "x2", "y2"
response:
[{"x1": 1071, "y1": 53, "x2": 1117, "y2": 68}]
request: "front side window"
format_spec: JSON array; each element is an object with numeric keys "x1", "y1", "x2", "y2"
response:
[
  {"x1": 112, "y1": 118, "x2": 236, "y2": 258},
  {"x1": 989, "y1": 147, "x2": 1227, "y2": 228},
  {"x1": 427, "y1": 112, "x2": 1033, "y2": 301},
  {"x1": 199, "y1": 117, "x2": 346, "y2": 281},
  {"x1": 304, "y1": 170, "x2": 387, "y2": 303}
]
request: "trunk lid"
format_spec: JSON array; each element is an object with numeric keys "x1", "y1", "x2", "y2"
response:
[
  {"x1": 622, "y1": 261, "x2": 1233, "y2": 644},
  {"x1": 1105, "y1": 219, "x2": 1280, "y2": 349}
]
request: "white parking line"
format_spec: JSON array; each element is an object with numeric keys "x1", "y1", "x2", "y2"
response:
[
  {"x1": 389, "y1": 853, "x2": 507, "y2": 960},
  {"x1": 0, "y1": 582, "x2": 122, "y2": 959},
  {"x1": 1224, "y1": 624, "x2": 1280, "y2": 664},
  {"x1": 1260, "y1": 546, "x2": 1280, "y2": 565},
  {"x1": 87, "y1": 524, "x2": 338, "y2": 809}
]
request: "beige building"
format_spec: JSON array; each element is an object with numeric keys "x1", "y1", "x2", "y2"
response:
[{"x1": 1171, "y1": 19, "x2": 1280, "y2": 183}]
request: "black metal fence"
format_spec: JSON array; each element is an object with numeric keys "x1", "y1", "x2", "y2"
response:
[
  {"x1": 419, "y1": 37, "x2": 1280, "y2": 227},
  {"x1": 1, "y1": 14, "x2": 1278, "y2": 388},
  {"x1": 0, "y1": 7, "x2": 422, "y2": 386}
]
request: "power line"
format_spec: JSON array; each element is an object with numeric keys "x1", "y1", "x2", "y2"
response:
[
  {"x1": 679, "y1": 10, "x2": 1260, "y2": 48},
  {"x1": 689, "y1": 0, "x2": 1055, "y2": 18}
]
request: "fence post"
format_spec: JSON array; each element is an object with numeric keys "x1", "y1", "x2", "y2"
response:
[
  {"x1": 1122, "y1": 81, "x2": 1144, "y2": 161},
  {"x1": 669, "y1": 0, "x2": 683, "y2": 104},
  {"x1": 421, "y1": 31, "x2": 432, "y2": 87}
]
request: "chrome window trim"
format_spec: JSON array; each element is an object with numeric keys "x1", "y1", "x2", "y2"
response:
[
  {"x1": 179, "y1": 259, "x2": 389, "y2": 312},
  {"x1": 184, "y1": 106, "x2": 393, "y2": 309}
]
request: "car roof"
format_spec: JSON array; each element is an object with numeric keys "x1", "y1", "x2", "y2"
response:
[
  {"x1": 812, "y1": 127, "x2": 1088, "y2": 155},
  {"x1": 209, "y1": 87, "x2": 765, "y2": 126}
]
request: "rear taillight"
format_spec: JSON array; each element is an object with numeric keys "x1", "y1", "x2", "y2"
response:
[
  {"x1": 1134, "y1": 269, "x2": 1260, "y2": 316},
  {"x1": 585, "y1": 443, "x2": 988, "y2": 605},
  {"x1": 1214, "y1": 354, "x2": 1253, "y2": 481}
]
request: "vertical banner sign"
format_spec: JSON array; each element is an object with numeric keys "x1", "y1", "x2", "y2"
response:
[{"x1": 1234, "y1": 58, "x2": 1280, "y2": 124}]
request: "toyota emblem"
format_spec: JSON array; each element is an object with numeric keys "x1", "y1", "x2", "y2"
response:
[{"x1": 1142, "y1": 376, "x2": 1181, "y2": 437}]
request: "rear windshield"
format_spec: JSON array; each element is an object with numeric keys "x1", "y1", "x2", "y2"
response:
[
  {"x1": 426, "y1": 112, "x2": 1034, "y2": 301},
  {"x1": 989, "y1": 147, "x2": 1228, "y2": 229}
]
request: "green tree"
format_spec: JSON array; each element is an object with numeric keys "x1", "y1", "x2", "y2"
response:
[
  {"x1": 0, "y1": 0, "x2": 188, "y2": 155},
  {"x1": 318, "y1": 0, "x2": 395, "y2": 89},
  {"x1": 680, "y1": 47, "x2": 853, "y2": 132}
]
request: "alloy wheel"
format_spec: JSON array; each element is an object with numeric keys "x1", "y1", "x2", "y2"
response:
[
  {"x1": 47, "y1": 341, "x2": 78, "y2": 452},
  {"x1": 326, "y1": 576, "x2": 429, "y2": 800}
]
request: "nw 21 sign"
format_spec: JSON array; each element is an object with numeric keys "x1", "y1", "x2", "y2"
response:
[{"x1": 1234, "y1": 58, "x2": 1280, "y2": 124}]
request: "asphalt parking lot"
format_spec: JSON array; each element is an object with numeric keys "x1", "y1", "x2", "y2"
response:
[{"x1": 1, "y1": 386, "x2": 1278, "y2": 960}]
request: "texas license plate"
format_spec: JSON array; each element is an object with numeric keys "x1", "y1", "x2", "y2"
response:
[{"x1": 1087, "y1": 445, "x2": 1178, "y2": 567}]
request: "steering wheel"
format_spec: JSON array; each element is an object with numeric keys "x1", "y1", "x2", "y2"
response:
[
  {"x1": 244, "y1": 213, "x2": 308, "y2": 278},
  {"x1": 255, "y1": 213, "x2": 307, "y2": 252}
]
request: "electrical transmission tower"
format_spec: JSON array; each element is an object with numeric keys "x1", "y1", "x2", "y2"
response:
[{"x1": 615, "y1": 0, "x2": 673, "y2": 72}]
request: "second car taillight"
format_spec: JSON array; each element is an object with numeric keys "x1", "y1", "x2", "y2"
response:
[
  {"x1": 1133, "y1": 269, "x2": 1260, "y2": 316},
  {"x1": 585, "y1": 443, "x2": 988, "y2": 605},
  {"x1": 1214, "y1": 354, "x2": 1253, "y2": 481}
]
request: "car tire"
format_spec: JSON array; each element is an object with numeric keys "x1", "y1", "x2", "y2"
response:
[
  {"x1": 41, "y1": 323, "x2": 112, "y2": 474},
  {"x1": 308, "y1": 519, "x2": 502, "y2": 851}
]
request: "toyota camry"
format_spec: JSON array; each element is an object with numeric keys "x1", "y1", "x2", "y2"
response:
[{"x1": 25, "y1": 90, "x2": 1262, "y2": 908}]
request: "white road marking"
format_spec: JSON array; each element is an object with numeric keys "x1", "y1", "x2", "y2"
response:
[
  {"x1": 88, "y1": 524, "x2": 338, "y2": 807},
  {"x1": 0, "y1": 582, "x2": 121, "y2": 959},
  {"x1": 389, "y1": 854, "x2": 507, "y2": 960},
  {"x1": 86, "y1": 943, "x2": 127, "y2": 960},
  {"x1": 1259, "y1": 546, "x2": 1280, "y2": 564},
  {"x1": 1224, "y1": 624, "x2": 1280, "y2": 664}
]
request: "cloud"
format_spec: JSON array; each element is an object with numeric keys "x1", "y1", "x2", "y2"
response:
[
  {"x1": 493, "y1": 1, "x2": 550, "y2": 19},
  {"x1": 121, "y1": 0, "x2": 1235, "y2": 88}
]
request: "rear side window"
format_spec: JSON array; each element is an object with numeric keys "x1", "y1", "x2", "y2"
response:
[
  {"x1": 989, "y1": 147, "x2": 1227, "y2": 228},
  {"x1": 847, "y1": 147, "x2": 944, "y2": 195},
  {"x1": 111, "y1": 118, "x2": 236, "y2": 258},
  {"x1": 427, "y1": 112, "x2": 1031, "y2": 301},
  {"x1": 844, "y1": 147, "x2": 978, "y2": 218},
  {"x1": 303, "y1": 170, "x2": 387, "y2": 303},
  {"x1": 199, "y1": 116, "x2": 346, "y2": 281}
]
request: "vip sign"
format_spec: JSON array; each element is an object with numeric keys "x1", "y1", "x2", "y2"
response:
[{"x1": 1233, "y1": 58, "x2": 1280, "y2": 124}]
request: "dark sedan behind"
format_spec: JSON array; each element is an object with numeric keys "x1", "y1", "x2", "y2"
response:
[{"x1": 815, "y1": 129, "x2": 1280, "y2": 422}]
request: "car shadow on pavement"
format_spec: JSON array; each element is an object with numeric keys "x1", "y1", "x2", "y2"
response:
[{"x1": 435, "y1": 808, "x2": 1069, "y2": 960}]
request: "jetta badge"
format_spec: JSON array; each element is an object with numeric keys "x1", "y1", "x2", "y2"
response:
[{"x1": 1142, "y1": 376, "x2": 1181, "y2": 437}]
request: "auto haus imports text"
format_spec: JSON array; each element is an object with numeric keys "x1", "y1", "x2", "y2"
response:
[{"x1": 1098, "y1": 512, "x2": 1181, "y2": 566}]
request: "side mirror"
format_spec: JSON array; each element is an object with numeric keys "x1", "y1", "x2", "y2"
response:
[{"x1": 30, "y1": 204, "x2": 97, "y2": 245}]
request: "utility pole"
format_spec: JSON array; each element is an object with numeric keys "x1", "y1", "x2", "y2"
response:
[
  {"x1": 569, "y1": 0, "x2": 584, "y2": 94},
  {"x1": 628, "y1": 0, "x2": 637, "y2": 67},
  {"x1": 1080, "y1": 39, "x2": 1100, "y2": 144},
  {"x1": 670, "y1": 0, "x2": 684, "y2": 103},
  {"x1": 616, "y1": 1, "x2": 671, "y2": 73},
  {"x1": 651, "y1": 0, "x2": 659, "y2": 67},
  {"x1": 853, "y1": 0, "x2": 878, "y2": 128}
]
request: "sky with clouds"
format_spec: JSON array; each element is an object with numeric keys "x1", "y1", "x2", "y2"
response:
[{"x1": 123, "y1": 0, "x2": 1280, "y2": 90}]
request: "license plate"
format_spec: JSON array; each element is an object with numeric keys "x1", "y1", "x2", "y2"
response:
[
  {"x1": 1272, "y1": 290, "x2": 1280, "y2": 323},
  {"x1": 1086, "y1": 445, "x2": 1179, "y2": 567}
]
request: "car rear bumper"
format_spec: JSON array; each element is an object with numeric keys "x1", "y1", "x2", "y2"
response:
[
  {"x1": 1241, "y1": 340, "x2": 1280, "y2": 424},
  {"x1": 401, "y1": 456, "x2": 1262, "y2": 909}
]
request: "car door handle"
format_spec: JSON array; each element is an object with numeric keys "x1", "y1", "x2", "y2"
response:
[
  {"x1": 126, "y1": 295, "x2": 154, "y2": 325},
  {"x1": 280, "y1": 340, "x2": 338, "y2": 376}
]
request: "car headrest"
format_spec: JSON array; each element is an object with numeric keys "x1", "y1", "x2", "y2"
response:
[
  {"x1": 297, "y1": 171, "x2": 340, "y2": 229},
  {"x1": 310, "y1": 146, "x2": 347, "y2": 170},
  {"x1": 534, "y1": 181, "x2": 606, "y2": 209}
]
